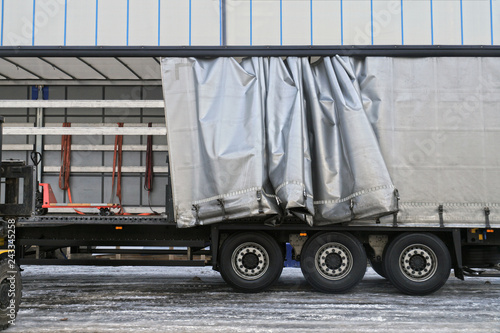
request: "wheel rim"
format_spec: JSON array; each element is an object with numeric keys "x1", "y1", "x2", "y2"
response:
[
  {"x1": 399, "y1": 244, "x2": 438, "y2": 282},
  {"x1": 314, "y1": 242, "x2": 353, "y2": 280},
  {"x1": 231, "y1": 242, "x2": 269, "y2": 281}
]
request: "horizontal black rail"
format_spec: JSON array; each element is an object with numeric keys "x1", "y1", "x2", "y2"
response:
[
  {"x1": 20, "y1": 259, "x2": 208, "y2": 266},
  {"x1": 1, "y1": 45, "x2": 500, "y2": 57},
  {"x1": 89, "y1": 249, "x2": 211, "y2": 255}
]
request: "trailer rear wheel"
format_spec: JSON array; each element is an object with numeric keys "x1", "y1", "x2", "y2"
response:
[
  {"x1": 384, "y1": 233, "x2": 451, "y2": 295},
  {"x1": 300, "y1": 232, "x2": 367, "y2": 293},
  {"x1": 219, "y1": 232, "x2": 283, "y2": 293},
  {"x1": 0, "y1": 260, "x2": 21, "y2": 331}
]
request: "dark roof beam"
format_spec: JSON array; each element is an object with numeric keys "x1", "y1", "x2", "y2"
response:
[
  {"x1": 40, "y1": 57, "x2": 77, "y2": 80},
  {"x1": 2, "y1": 58, "x2": 42, "y2": 79},
  {"x1": 115, "y1": 57, "x2": 143, "y2": 80},
  {"x1": 76, "y1": 57, "x2": 109, "y2": 80},
  {"x1": 0, "y1": 68, "x2": 12, "y2": 80}
]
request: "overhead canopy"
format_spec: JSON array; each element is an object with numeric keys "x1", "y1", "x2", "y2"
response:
[
  {"x1": 1, "y1": 45, "x2": 500, "y2": 85},
  {"x1": 0, "y1": 56, "x2": 161, "y2": 85}
]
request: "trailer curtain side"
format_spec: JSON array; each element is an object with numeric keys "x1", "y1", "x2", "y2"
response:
[
  {"x1": 162, "y1": 56, "x2": 500, "y2": 229},
  {"x1": 355, "y1": 57, "x2": 500, "y2": 228},
  {"x1": 161, "y1": 56, "x2": 398, "y2": 227}
]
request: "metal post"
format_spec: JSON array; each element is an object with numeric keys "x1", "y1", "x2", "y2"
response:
[{"x1": 35, "y1": 86, "x2": 44, "y2": 187}]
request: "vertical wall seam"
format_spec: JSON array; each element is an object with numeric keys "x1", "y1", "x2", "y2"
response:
[
  {"x1": 158, "y1": 0, "x2": 161, "y2": 46},
  {"x1": 64, "y1": 0, "x2": 67, "y2": 46},
  {"x1": 340, "y1": 0, "x2": 343, "y2": 45},
  {"x1": 95, "y1": 0, "x2": 99, "y2": 46},
  {"x1": 430, "y1": 0, "x2": 434, "y2": 45},
  {"x1": 189, "y1": 0, "x2": 191, "y2": 46},
  {"x1": 126, "y1": 0, "x2": 129, "y2": 46},
  {"x1": 219, "y1": 0, "x2": 222, "y2": 46},
  {"x1": 1, "y1": 0, "x2": 4, "y2": 46},
  {"x1": 490, "y1": 0, "x2": 494, "y2": 45},
  {"x1": 32, "y1": 0, "x2": 36, "y2": 46},
  {"x1": 310, "y1": 0, "x2": 313, "y2": 45},
  {"x1": 370, "y1": 0, "x2": 373, "y2": 45},
  {"x1": 250, "y1": 0, "x2": 252, "y2": 45},
  {"x1": 460, "y1": 0, "x2": 463, "y2": 44},
  {"x1": 280, "y1": 0, "x2": 282, "y2": 45},
  {"x1": 400, "y1": 0, "x2": 404, "y2": 45}
]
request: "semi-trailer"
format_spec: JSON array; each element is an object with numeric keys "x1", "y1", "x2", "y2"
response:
[{"x1": 0, "y1": 46, "x2": 499, "y2": 330}]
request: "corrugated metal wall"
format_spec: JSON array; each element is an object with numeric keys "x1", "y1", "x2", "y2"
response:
[{"x1": 0, "y1": 0, "x2": 498, "y2": 47}]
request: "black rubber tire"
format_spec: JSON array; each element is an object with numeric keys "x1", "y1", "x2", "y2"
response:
[
  {"x1": 0, "y1": 260, "x2": 22, "y2": 331},
  {"x1": 219, "y1": 232, "x2": 283, "y2": 293},
  {"x1": 384, "y1": 233, "x2": 451, "y2": 296},
  {"x1": 300, "y1": 232, "x2": 367, "y2": 293},
  {"x1": 369, "y1": 259, "x2": 387, "y2": 279}
]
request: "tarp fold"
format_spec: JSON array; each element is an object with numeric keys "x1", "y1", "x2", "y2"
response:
[{"x1": 162, "y1": 56, "x2": 398, "y2": 228}]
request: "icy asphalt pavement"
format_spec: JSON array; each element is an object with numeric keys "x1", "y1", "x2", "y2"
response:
[{"x1": 7, "y1": 266, "x2": 500, "y2": 333}]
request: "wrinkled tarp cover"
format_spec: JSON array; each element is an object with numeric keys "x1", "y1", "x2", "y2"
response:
[
  {"x1": 354, "y1": 57, "x2": 500, "y2": 228},
  {"x1": 162, "y1": 56, "x2": 397, "y2": 228}
]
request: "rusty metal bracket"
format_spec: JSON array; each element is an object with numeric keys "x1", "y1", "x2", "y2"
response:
[
  {"x1": 217, "y1": 199, "x2": 228, "y2": 220},
  {"x1": 192, "y1": 204, "x2": 200, "y2": 225},
  {"x1": 256, "y1": 190, "x2": 264, "y2": 214},
  {"x1": 438, "y1": 205, "x2": 444, "y2": 228},
  {"x1": 485, "y1": 207, "x2": 491, "y2": 229}
]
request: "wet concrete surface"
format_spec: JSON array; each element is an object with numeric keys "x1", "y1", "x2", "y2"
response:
[{"x1": 7, "y1": 266, "x2": 500, "y2": 332}]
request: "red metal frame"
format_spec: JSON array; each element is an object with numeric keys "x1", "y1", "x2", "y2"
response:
[{"x1": 40, "y1": 183, "x2": 119, "y2": 210}]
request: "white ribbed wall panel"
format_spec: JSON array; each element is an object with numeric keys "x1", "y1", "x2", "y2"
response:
[
  {"x1": 372, "y1": 0, "x2": 401, "y2": 45},
  {"x1": 402, "y1": 0, "x2": 432, "y2": 45},
  {"x1": 251, "y1": 0, "x2": 280, "y2": 46},
  {"x1": 129, "y1": 0, "x2": 158, "y2": 46},
  {"x1": 495, "y1": 0, "x2": 500, "y2": 45},
  {"x1": 226, "y1": 0, "x2": 250, "y2": 45},
  {"x1": 190, "y1": 0, "x2": 220, "y2": 46},
  {"x1": 160, "y1": 0, "x2": 189, "y2": 46},
  {"x1": 2, "y1": 0, "x2": 34, "y2": 46},
  {"x1": 34, "y1": 0, "x2": 65, "y2": 46},
  {"x1": 342, "y1": 0, "x2": 372, "y2": 45},
  {"x1": 462, "y1": 0, "x2": 492, "y2": 45},
  {"x1": 97, "y1": 0, "x2": 127, "y2": 46},
  {"x1": 312, "y1": 0, "x2": 341, "y2": 45},
  {"x1": 0, "y1": 0, "x2": 498, "y2": 46},
  {"x1": 433, "y1": 0, "x2": 462, "y2": 45},
  {"x1": 66, "y1": 0, "x2": 96, "y2": 46},
  {"x1": 282, "y1": 0, "x2": 310, "y2": 45}
]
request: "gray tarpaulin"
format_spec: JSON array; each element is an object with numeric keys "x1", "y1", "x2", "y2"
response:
[
  {"x1": 354, "y1": 57, "x2": 500, "y2": 228},
  {"x1": 161, "y1": 56, "x2": 398, "y2": 228},
  {"x1": 163, "y1": 56, "x2": 500, "y2": 229}
]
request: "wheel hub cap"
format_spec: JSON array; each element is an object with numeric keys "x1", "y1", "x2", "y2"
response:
[
  {"x1": 231, "y1": 242, "x2": 269, "y2": 280},
  {"x1": 242, "y1": 253, "x2": 259, "y2": 270},
  {"x1": 315, "y1": 242, "x2": 353, "y2": 280},
  {"x1": 325, "y1": 253, "x2": 342, "y2": 270},
  {"x1": 399, "y1": 244, "x2": 438, "y2": 282}
]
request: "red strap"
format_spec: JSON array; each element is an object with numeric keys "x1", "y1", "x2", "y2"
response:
[
  {"x1": 67, "y1": 187, "x2": 85, "y2": 215},
  {"x1": 111, "y1": 123, "x2": 124, "y2": 213},
  {"x1": 109, "y1": 123, "x2": 157, "y2": 216},
  {"x1": 57, "y1": 123, "x2": 84, "y2": 215},
  {"x1": 58, "y1": 123, "x2": 71, "y2": 191}
]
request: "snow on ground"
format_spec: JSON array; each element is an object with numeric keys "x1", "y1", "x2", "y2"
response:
[{"x1": 7, "y1": 266, "x2": 500, "y2": 333}]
